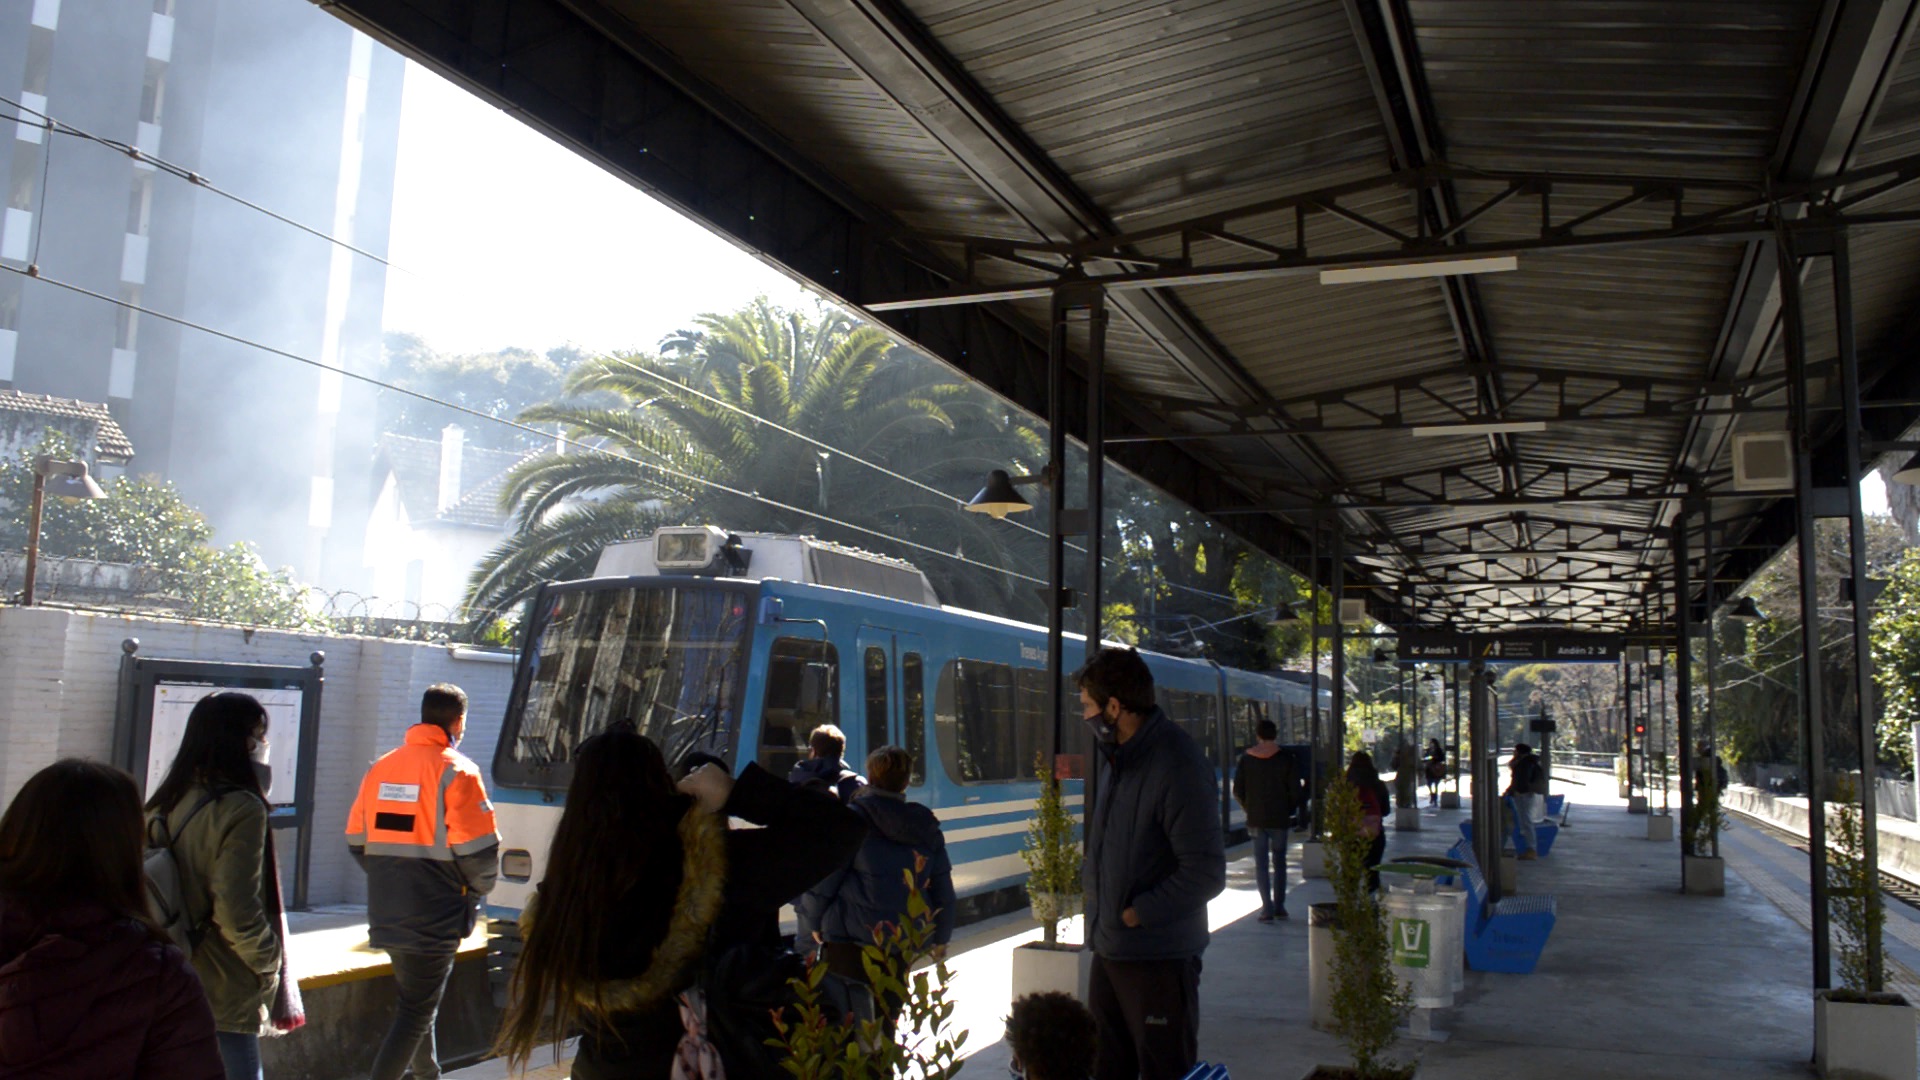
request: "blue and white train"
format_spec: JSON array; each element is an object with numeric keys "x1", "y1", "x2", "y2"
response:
[{"x1": 485, "y1": 526, "x2": 1329, "y2": 922}]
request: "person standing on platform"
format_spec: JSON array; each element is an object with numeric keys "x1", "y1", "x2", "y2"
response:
[
  {"x1": 788, "y1": 723, "x2": 868, "y2": 804},
  {"x1": 1231, "y1": 718, "x2": 1301, "y2": 922},
  {"x1": 347, "y1": 685, "x2": 500, "y2": 1080},
  {"x1": 1079, "y1": 647, "x2": 1225, "y2": 1080},
  {"x1": 147, "y1": 692, "x2": 303, "y2": 1079},
  {"x1": 798, "y1": 744, "x2": 956, "y2": 1027},
  {"x1": 1504, "y1": 743, "x2": 1542, "y2": 861},
  {"x1": 1345, "y1": 752, "x2": 1392, "y2": 893},
  {"x1": 1423, "y1": 738, "x2": 1446, "y2": 808}
]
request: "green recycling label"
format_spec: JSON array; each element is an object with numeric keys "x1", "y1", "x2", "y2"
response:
[{"x1": 1392, "y1": 917, "x2": 1431, "y2": 968}]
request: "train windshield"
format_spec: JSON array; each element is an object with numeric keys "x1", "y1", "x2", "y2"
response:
[{"x1": 495, "y1": 582, "x2": 752, "y2": 789}]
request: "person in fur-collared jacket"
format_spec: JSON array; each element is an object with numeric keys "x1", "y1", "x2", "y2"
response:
[{"x1": 495, "y1": 723, "x2": 867, "y2": 1079}]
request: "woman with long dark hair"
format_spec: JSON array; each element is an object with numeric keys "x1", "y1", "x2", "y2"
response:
[
  {"x1": 147, "y1": 693, "x2": 303, "y2": 1080},
  {"x1": 496, "y1": 725, "x2": 867, "y2": 1078},
  {"x1": 1346, "y1": 751, "x2": 1393, "y2": 892},
  {"x1": 0, "y1": 758, "x2": 223, "y2": 1077}
]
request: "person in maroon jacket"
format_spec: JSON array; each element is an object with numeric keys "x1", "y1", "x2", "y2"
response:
[{"x1": 0, "y1": 758, "x2": 223, "y2": 1079}]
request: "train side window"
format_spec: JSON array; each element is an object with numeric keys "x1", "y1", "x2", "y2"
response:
[
  {"x1": 902, "y1": 653, "x2": 926, "y2": 786},
  {"x1": 864, "y1": 646, "x2": 888, "y2": 761},
  {"x1": 934, "y1": 658, "x2": 1017, "y2": 783},
  {"x1": 759, "y1": 637, "x2": 839, "y2": 776}
]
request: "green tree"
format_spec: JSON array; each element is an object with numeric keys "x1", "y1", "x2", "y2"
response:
[
  {"x1": 0, "y1": 438, "x2": 318, "y2": 630},
  {"x1": 1870, "y1": 547, "x2": 1920, "y2": 772},
  {"x1": 465, "y1": 299, "x2": 1043, "y2": 624},
  {"x1": 378, "y1": 332, "x2": 586, "y2": 451}
]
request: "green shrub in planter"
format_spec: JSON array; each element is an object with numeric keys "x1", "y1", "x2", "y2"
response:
[
  {"x1": 1305, "y1": 777, "x2": 1412, "y2": 1080},
  {"x1": 1022, "y1": 752, "x2": 1082, "y2": 946}
]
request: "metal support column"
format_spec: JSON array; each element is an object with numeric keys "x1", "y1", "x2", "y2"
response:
[
  {"x1": 1676, "y1": 514, "x2": 1696, "y2": 885},
  {"x1": 1042, "y1": 289, "x2": 1071, "y2": 948},
  {"x1": 1780, "y1": 226, "x2": 1831, "y2": 991},
  {"x1": 1470, "y1": 660, "x2": 1501, "y2": 905},
  {"x1": 1082, "y1": 288, "x2": 1107, "y2": 666},
  {"x1": 1452, "y1": 669, "x2": 1463, "y2": 797},
  {"x1": 1833, "y1": 227, "x2": 1884, "y2": 990},
  {"x1": 1310, "y1": 517, "x2": 1322, "y2": 767},
  {"x1": 1328, "y1": 528, "x2": 1348, "y2": 833},
  {"x1": 1703, "y1": 500, "x2": 1721, "y2": 857}
]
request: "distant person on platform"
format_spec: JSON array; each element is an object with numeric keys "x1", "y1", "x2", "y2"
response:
[
  {"x1": 1504, "y1": 744, "x2": 1543, "y2": 861},
  {"x1": 1231, "y1": 718, "x2": 1302, "y2": 922},
  {"x1": 346, "y1": 685, "x2": 500, "y2": 1080},
  {"x1": 1079, "y1": 647, "x2": 1225, "y2": 1080},
  {"x1": 789, "y1": 724, "x2": 867, "y2": 803},
  {"x1": 1423, "y1": 738, "x2": 1447, "y2": 808}
]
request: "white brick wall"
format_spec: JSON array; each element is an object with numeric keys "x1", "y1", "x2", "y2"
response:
[{"x1": 0, "y1": 607, "x2": 513, "y2": 907}]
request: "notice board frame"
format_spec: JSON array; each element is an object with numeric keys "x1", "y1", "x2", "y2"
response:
[{"x1": 112, "y1": 640, "x2": 325, "y2": 909}]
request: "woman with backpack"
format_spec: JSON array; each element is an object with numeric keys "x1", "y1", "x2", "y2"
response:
[
  {"x1": 495, "y1": 722, "x2": 867, "y2": 1079},
  {"x1": 0, "y1": 758, "x2": 223, "y2": 1078},
  {"x1": 147, "y1": 692, "x2": 303, "y2": 1080},
  {"x1": 1346, "y1": 752, "x2": 1393, "y2": 893}
]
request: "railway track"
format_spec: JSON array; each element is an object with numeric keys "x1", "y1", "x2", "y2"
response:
[{"x1": 1727, "y1": 806, "x2": 1920, "y2": 913}]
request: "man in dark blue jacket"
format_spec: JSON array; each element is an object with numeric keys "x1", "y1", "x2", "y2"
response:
[
  {"x1": 797, "y1": 745, "x2": 956, "y2": 1026},
  {"x1": 1079, "y1": 647, "x2": 1226, "y2": 1080},
  {"x1": 788, "y1": 723, "x2": 867, "y2": 803}
]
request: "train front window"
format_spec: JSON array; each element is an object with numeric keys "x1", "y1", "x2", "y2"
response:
[{"x1": 498, "y1": 585, "x2": 749, "y2": 788}]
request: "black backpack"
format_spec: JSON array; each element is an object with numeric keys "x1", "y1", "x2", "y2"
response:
[{"x1": 697, "y1": 939, "x2": 876, "y2": 1080}]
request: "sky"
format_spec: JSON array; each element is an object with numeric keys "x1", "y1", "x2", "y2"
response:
[{"x1": 381, "y1": 62, "x2": 817, "y2": 357}]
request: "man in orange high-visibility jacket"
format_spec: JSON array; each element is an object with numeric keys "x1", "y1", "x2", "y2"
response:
[{"x1": 347, "y1": 683, "x2": 499, "y2": 1080}]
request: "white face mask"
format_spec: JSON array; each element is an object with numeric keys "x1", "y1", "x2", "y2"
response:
[{"x1": 250, "y1": 737, "x2": 271, "y2": 766}]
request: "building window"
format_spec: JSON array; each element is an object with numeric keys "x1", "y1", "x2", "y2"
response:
[
  {"x1": 23, "y1": 31, "x2": 54, "y2": 94},
  {"x1": 114, "y1": 288, "x2": 139, "y2": 349},
  {"x1": 0, "y1": 276, "x2": 21, "y2": 330},
  {"x1": 140, "y1": 63, "x2": 168, "y2": 126}
]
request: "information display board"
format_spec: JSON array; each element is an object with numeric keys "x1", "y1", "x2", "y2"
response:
[
  {"x1": 1395, "y1": 633, "x2": 1620, "y2": 664},
  {"x1": 144, "y1": 683, "x2": 306, "y2": 807},
  {"x1": 113, "y1": 644, "x2": 325, "y2": 908}
]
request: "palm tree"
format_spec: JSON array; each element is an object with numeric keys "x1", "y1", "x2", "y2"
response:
[{"x1": 465, "y1": 299, "x2": 1046, "y2": 625}]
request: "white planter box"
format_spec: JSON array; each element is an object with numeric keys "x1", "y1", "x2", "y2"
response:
[
  {"x1": 1646, "y1": 814, "x2": 1674, "y2": 842},
  {"x1": 1816, "y1": 993, "x2": 1916, "y2": 1079},
  {"x1": 1011, "y1": 942, "x2": 1092, "y2": 1003},
  {"x1": 1627, "y1": 795, "x2": 1649, "y2": 814},
  {"x1": 1439, "y1": 792, "x2": 1461, "y2": 809},
  {"x1": 1301, "y1": 840, "x2": 1327, "y2": 879},
  {"x1": 1394, "y1": 807, "x2": 1422, "y2": 831},
  {"x1": 1683, "y1": 854, "x2": 1724, "y2": 896}
]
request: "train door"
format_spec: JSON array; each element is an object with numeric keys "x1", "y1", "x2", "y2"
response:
[{"x1": 855, "y1": 627, "x2": 930, "y2": 789}]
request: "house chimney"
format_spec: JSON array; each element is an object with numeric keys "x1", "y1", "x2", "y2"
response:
[{"x1": 437, "y1": 424, "x2": 465, "y2": 514}]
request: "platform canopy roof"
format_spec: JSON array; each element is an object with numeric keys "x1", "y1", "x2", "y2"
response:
[{"x1": 328, "y1": 0, "x2": 1920, "y2": 636}]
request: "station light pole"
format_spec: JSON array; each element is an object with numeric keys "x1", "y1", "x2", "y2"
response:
[{"x1": 20, "y1": 456, "x2": 107, "y2": 607}]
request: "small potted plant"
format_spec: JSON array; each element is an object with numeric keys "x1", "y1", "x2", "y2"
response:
[
  {"x1": 1011, "y1": 752, "x2": 1091, "y2": 1000},
  {"x1": 1814, "y1": 776, "x2": 1915, "y2": 1079},
  {"x1": 1681, "y1": 766, "x2": 1726, "y2": 895},
  {"x1": 1304, "y1": 777, "x2": 1414, "y2": 1079}
]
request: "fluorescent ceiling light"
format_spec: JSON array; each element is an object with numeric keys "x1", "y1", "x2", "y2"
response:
[
  {"x1": 1320, "y1": 254, "x2": 1519, "y2": 285},
  {"x1": 1409, "y1": 420, "x2": 1548, "y2": 437}
]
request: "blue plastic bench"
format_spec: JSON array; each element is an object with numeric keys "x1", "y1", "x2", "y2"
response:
[
  {"x1": 1179, "y1": 1064, "x2": 1230, "y2": 1080},
  {"x1": 1457, "y1": 804, "x2": 1559, "y2": 856},
  {"x1": 1447, "y1": 843, "x2": 1557, "y2": 974},
  {"x1": 1546, "y1": 793, "x2": 1566, "y2": 818}
]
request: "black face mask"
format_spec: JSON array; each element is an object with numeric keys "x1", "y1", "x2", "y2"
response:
[{"x1": 1084, "y1": 712, "x2": 1117, "y2": 745}]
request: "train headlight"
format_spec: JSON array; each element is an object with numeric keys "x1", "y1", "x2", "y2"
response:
[
  {"x1": 501, "y1": 849, "x2": 534, "y2": 882},
  {"x1": 655, "y1": 526, "x2": 725, "y2": 569}
]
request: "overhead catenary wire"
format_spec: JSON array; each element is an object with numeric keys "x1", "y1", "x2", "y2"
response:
[
  {"x1": 0, "y1": 96, "x2": 400, "y2": 272},
  {"x1": 0, "y1": 263, "x2": 1046, "y2": 587}
]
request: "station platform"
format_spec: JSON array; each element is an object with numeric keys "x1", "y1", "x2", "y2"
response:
[{"x1": 289, "y1": 784, "x2": 1836, "y2": 1080}]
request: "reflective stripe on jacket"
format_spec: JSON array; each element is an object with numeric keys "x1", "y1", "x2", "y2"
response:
[{"x1": 346, "y1": 724, "x2": 500, "y2": 951}]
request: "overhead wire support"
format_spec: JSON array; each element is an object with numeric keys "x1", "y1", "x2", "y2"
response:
[{"x1": 0, "y1": 263, "x2": 1045, "y2": 588}]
